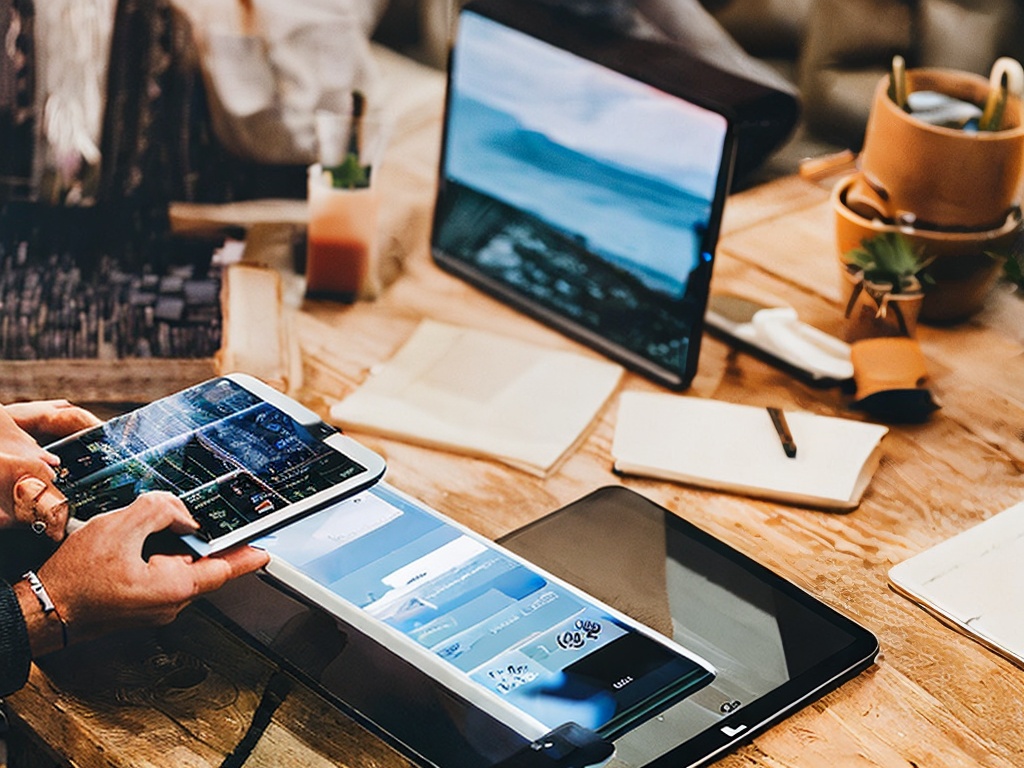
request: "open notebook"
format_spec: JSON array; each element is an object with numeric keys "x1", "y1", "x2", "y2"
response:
[
  {"x1": 612, "y1": 392, "x2": 889, "y2": 511},
  {"x1": 889, "y1": 500, "x2": 1024, "y2": 668}
]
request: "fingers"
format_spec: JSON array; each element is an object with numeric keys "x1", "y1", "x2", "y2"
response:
[
  {"x1": 117, "y1": 491, "x2": 200, "y2": 539},
  {"x1": 13, "y1": 474, "x2": 69, "y2": 541},
  {"x1": 4, "y1": 400, "x2": 102, "y2": 441},
  {"x1": 185, "y1": 545, "x2": 271, "y2": 595}
]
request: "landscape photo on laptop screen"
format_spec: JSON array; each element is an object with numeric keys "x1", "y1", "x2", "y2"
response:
[{"x1": 435, "y1": 9, "x2": 730, "y2": 382}]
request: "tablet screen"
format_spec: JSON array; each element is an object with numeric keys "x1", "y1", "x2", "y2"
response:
[
  {"x1": 205, "y1": 485, "x2": 877, "y2": 767},
  {"x1": 48, "y1": 375, "x2": 386, "y2": 554},
  {"x1": 499, "y1": 487, "x2": 879, "y2": 766},
  {"x1": 432, "y1": 3, "x2": 733, "y2": 389}
]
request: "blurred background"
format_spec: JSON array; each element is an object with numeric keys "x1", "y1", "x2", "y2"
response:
[{"x1": 4, "y1": 0, "x2": 1024, "y2": 206}]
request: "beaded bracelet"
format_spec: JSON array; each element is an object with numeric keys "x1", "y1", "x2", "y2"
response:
[{"x1": 22, "y1": 570, "x2": 68, "y2": 649}]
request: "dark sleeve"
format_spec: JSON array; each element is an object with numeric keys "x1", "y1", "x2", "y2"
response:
[{"x1": 0, "y1": 579, "x2": 32, "y2": 696}]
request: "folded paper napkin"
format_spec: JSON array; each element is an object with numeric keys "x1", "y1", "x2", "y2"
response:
[{"x1": 330, "y1": 320, "x2": 623, "y2": 476}]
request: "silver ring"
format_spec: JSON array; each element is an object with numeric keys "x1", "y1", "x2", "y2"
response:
[{"x1": 31, "y1": 519, "x2": 47, "y2": 535}]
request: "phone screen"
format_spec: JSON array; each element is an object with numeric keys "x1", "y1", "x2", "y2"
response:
[
  {"x1": 259, "y1": 483, "x2": 715, "y2": 740},
  {"x1": 47, "y1": 376, "x2": 383, "y2": 552}
]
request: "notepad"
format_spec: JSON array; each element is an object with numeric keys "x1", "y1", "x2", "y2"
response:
[
  {"x1": 889, "y1": 500, "x2": 1024, "y2": 668},
  {"x1": 329, "y1": 320, "x2": 623, "y2": 476},
  {"x1": 611, "y1": 392, "x2": 889, "y2": 510}
]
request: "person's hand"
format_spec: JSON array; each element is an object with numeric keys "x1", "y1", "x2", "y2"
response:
[
  {"x1": 0, "y1": 407, "x2": 65, "y2": 538},
  {"x1": 36, "y1": 491, "x2": 270, "y2": 648},
  {"x1": 4, "y1": 399, "x2": 102, "y2": 443}
]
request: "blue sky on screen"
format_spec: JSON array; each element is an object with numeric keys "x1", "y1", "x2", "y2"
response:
[{"x1": 455, "y1": 12, "x2": 726, "y2": 201}]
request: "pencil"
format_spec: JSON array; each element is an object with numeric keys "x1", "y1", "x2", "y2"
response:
[{"x1": 767, "y1": 407, "x2": 798, "y2": 459}]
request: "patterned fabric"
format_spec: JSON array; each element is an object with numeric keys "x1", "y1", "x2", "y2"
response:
[{"x1": 0, "y1": 0, "x2": 35, "y2": 200}]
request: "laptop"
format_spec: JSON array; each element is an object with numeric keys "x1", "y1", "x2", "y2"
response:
[{"x1": 431, "y1": 0, "x2": 737, "y2": 390}]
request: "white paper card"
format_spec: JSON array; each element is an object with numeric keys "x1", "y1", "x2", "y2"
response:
[{"x1": 889, "y1": 500, "x2": 1024, "y2": 667}]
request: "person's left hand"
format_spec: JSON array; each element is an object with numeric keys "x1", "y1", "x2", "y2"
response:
[
  {"x1": 0, "y1": 408, "x2": 65, "y2": 539},
  {"x1": 4, "y1": 400, "x2": 102, "y2": 444},
  {"x1": 0, "y1": 400, "x2": 102, "y2": 541}
]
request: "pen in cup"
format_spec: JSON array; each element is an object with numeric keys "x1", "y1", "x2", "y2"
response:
[{"x1": 767, "y1": 407, "x2": 797, "y2": 458}]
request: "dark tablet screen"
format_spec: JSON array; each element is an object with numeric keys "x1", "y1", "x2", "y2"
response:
[
  {"x1": 432, "y1": 1, "x2": 734, "y2": 390},
  {"x1": 499, "y1": 487, "x2": 879, "y2": 766}
]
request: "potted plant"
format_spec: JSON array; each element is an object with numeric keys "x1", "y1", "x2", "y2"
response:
[{"x1": 841, "y1": 231, "x2": 934, "y2": 340}]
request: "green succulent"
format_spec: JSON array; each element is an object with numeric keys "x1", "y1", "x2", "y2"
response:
[
  {"x1": 843, "y1": 232, "x2": 933, "y2": 293},
  {"x1": 1004, "y1": 251, "x2": 1024, "y2": 287}
]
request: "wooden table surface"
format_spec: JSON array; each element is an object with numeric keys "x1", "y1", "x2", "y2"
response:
[{"x1": 7, "y1": 50, "x2": 1024, "y2": 768}]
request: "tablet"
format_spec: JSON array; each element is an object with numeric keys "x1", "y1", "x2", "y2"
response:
[
  {"x1": 259, "y1": 482, "x2": 717, "y2": 742},
  {"x1": 499, "y1": 487, "x2": 880, "y2": 766},
  {"x1": 47, "y1": 373, "x2": 387, "y2": 556},
  {"x1": 431, "y1": 0, "x2": 735, "y2": 390}
]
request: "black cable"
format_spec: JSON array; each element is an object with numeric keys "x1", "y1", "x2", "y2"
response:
[{"x1": 219, "y1": 671, "x2": 293, "y2": 768}]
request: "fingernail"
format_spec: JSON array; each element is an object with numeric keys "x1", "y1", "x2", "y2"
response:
[
  {"x1": 37, "y1": 488, "x2": 67, "y2": 514},
  {"x1": 14, "y1": 476, "x2": 47, "y2": 503}
]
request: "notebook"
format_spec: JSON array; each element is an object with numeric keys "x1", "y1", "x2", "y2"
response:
[
  {"x1": 611, "y1": 392, "x2": 889, "y2": 510},
  {"x1": 888, "y1": 500, "x2": 1024, "y2": 668}
]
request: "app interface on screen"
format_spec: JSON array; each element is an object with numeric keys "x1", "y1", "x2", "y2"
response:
[
  {"x1": 435, "y1": 11, "x2": 729, "y2": 375},
  {"x1": 49, "y1": 378, "x2": 365, "y2": 541},
  {"x1": 259, "y1": 484, "x2": 713, "y2": 735}
]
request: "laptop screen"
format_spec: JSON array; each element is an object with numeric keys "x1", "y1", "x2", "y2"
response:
[{"x1": 432, "y1": 1, "x2": 735, "y2": 389}]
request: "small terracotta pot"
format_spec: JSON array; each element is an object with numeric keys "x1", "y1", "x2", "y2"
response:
[
  {"x1": 855, "y1": 68, "x2": 1024, "y2": 230},
  {"x1": 833, "y1": 174, "x2": 1021, "y2": 322},
  {"x1": 840, "y1": 265, "x2": 923, "y2": 341}
]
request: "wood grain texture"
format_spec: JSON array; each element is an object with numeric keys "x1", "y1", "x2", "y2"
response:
[{"x1": 6, "y1": 50, "x2": 1024, "y2": 766}]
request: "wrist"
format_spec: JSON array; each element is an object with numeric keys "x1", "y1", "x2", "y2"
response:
[{"x1": 15, "y1": 571, "x2": 68, "y2": 656}]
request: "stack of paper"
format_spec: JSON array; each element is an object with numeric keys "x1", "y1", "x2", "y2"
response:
[
  {"x1": 612, "y1": 392, "x2": 889, "y2": 511},
  {"x1": 330, "y1": 320, "x2": 623, "y2": 476}
]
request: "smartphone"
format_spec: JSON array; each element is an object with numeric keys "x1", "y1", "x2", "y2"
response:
[
  {"x1": 258, "y1": 482, "x2": 716, "y2": 741},
  {"x1": 47, "y1": 373, "x2": 387, "y2": 556}
]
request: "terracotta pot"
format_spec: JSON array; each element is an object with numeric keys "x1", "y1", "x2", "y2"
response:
[
  {"x1": 833, "y1": 174, "x2": 1021, "y2": 322},
  {"x1": 840, "y1": 264, "x2": 923, "y2": 341},
  {"x1": 852, "y1": 68, "x2": 1024, "y2": 230}
]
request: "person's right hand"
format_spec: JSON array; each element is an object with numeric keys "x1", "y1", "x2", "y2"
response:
[{"x1": 35, "y1": 491, "x2": 270, "y2": 649}]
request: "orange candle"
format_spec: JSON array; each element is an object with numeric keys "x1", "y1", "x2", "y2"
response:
[{"x1": 305, "y1": 165, "x2": 379, "y2": 302}]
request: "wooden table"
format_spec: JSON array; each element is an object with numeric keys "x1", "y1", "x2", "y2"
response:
[{"x1": 7, "y1": 53, "x2": 1024, "y2": 767}]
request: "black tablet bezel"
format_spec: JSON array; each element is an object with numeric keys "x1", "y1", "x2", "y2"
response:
[
  {"x1": 431, "y1": 0, "x2": 737, "y2": 391},
  {"x1": 499, "y1": 486, "x2": 880, "y2": 767}
]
